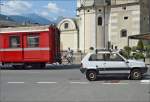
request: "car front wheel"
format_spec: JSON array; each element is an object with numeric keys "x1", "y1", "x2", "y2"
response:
[
  {"x1": 130, "y1": 69, "x2": 142, "y2": 80},
  {"x1": 86, "y1": 70, "x2": 97, "y2": 81}
]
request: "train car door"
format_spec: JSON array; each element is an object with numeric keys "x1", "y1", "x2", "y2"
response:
[
  {"x1": 23, "y1": 33, "x2": 41, "y2": 61},
  {"x1": 3, "y1": 34, "x2": 23, "y2": 62}
]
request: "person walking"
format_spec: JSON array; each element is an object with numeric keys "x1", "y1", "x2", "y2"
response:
[{"x1": 66, "y1": 48, "x2": 73, "y2": 64}]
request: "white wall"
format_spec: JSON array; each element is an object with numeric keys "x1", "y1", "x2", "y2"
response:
[
  {"x1": 57, "y1": 19, "x2": 78, "y2": 51},
  {"x1": 109, "y1": 5, "x2": 140, "y2": 49},
  {"x1": 79, "y1": 8, "x2": 97, "y2": 52}
]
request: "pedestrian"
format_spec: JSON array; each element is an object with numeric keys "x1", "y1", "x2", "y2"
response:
[{"x1": 66, "y1": 48, "x2": 73, "y2": 64}]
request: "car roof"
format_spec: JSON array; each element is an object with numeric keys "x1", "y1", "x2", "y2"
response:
[{"x1": 89, "y1": 51, "x2": 119, "y2": 55}]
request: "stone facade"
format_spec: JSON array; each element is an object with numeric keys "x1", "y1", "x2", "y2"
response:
[
  {"x1": 77, "y1": 0, "x2": 110, "y2": 52},
  {"x1": 77, "y1": 0, "x2": 150, "y2": 52},
  {"x1": 58, "y1": 0, "x2": 150, "y2": 52},
  {"x1": 57, "y1": 18, "x2": 78, "y2": 51},
  {"x1": 111, "y1": 0, "x2": 139, "y2": 5},
  {"x1": 109, "y1": 4, "x2": 141, "y2": 49}
]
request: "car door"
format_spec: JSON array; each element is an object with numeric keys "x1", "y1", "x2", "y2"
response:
[
  {"x1": 88, "y1": 53, "x2": 105, "y2": 73},
  {"x1": 104, "y1": 53, "x2": 130, "y2": 74}
]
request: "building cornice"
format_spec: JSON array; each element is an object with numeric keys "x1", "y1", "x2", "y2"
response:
[
  {"x1": 77, "y1": 2, "x2": 140, "y2": 11},
  {"x1": 110, "y1": 2, "x2": 140, "y2": 8}
]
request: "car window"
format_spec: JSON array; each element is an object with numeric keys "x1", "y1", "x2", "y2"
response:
[
  {"x1": 89, "y1": 53, "x2": 105, "y2": 61},
  {"x1": 105, "y1": 53, "x2": 124, "y2": 61}
]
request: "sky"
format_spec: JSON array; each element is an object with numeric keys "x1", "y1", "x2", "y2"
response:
[{"x1": 0, "y1": 0, "x2": 77, "y2": 21}]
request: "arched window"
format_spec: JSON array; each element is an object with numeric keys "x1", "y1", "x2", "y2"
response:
[
  {"x1": 120, "y1": 29, "x2": 127, "y2": 37},
  {"x1": 64, "y1": 23, "x2": 69, "y2": 29},
  {"x1": 98, "y1": 16, "x2": 102, "y2": 26}
]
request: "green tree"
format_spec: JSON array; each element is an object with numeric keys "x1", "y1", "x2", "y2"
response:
[
  {"x1": 137, "y1": 40, "x2": 144, "y2": 52},
  {"x1": 124, "y1": 46, "x2": 131, "y2": 58}
]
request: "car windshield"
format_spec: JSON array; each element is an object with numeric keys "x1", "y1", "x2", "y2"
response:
[{"x1": 105, "y1": 53, "x2": 124, "y2": 61}]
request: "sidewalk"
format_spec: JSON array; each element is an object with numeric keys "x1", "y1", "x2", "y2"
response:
[
  {"x1": 0, "y1": 64, "x2": 81, "y2": 70},
  {"x1": 46, "y1": 64, "x2": 80, "y2": 70}
]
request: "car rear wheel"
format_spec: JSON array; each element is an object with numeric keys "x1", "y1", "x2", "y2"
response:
[
  {"x1": 86, "y1": 70, "x2": 97, "y2": 81},
  {"x1": 130, "y1": 69, "x2": 142, "y2": 80}
]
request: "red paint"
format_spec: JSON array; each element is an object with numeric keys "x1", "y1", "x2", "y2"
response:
[{"x1": 0, "y1": 26, "x2": 61, "y2": 64}]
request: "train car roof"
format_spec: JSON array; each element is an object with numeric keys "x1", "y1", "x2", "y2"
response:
[{"x1": 0, "y1": 25, "x2": 55, "y2": 33}]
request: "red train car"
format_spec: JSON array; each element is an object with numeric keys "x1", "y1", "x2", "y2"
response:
[{"x1": 0, "y1": 25, "x2": 61, "y2": 68}]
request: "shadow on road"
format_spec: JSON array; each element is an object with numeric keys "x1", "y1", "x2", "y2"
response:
[
  {"x1": 96, "y1": 75, "x2": 129, "y2": 81},
  {"x1": 0, "y1": 64, "x2": 81, "y2": 70},
  {"x1": 95, "y1": 74, "x2": 150, "y2": 81},
  {"x1": 46, "y1": 64, "x2": 80, "y2": 70}
]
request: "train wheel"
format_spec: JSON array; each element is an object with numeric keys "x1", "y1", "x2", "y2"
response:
[
  {"x1": 40, "y1": 63, "x2": 46, "y2": 68},
  {"x1": 23, "y1": 63, "x2": 46, "y2": 69},
  {"x1": 23, "y1": 63, "x2": 32, "y2": 69},
  {"x1": 12, "y1": 65, "x2": 24, "y2": 69}
]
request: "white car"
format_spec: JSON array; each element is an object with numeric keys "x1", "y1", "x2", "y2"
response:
[{"x1": 80, "y1": 49, "x2": 148, "y2": 81}]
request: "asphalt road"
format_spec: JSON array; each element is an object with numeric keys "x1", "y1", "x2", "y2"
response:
[{"x1": 0, "y1": 65, "x2": 150, "y2": 102}]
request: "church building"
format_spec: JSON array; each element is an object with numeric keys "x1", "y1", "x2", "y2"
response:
[{"x1": 58, "y1": 0, "x2": 150, "y2": 52}]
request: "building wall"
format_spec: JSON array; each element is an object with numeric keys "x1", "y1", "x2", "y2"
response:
[
  {"x1": 140, "y1": 0, "x2": 150, "y2": 45},
  {"x1": 96, "y1": 7, "x2": 110, "y2": 49},
  {"x1": 77, "y1": 0, "x2": 150, "y2": 52},
  {"x1": 78, "y1": 7, "x2": 111, "y2": 52},
  {"x1": 77, "y1": 0, "x2": 106, "y2": 7},
  {"x1": 111, "y1": 0, "x2": 139, "y2": 5},
  {"x1": 60, "y1": 30, "x2": 78, "y2": 51},
  {"x1": 57, "y1": 19, "x2": 78, "y2": 51},
  {"x1": 149, "y1": 0, "x2": 150, "y2": 32},
  {"x1": 140, "y1": 0, "x2": 150, "y2": 33},
  {"x1": 78, "y1": 8, "x2": 96, "y2": 52},
  {"x1": 109, "y1": 4, "x2": 140, "y2": 49}
]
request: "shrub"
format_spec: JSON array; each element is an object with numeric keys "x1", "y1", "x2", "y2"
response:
[
  {"x1": 137, "y1": 40, "x2": 144, "y2": 52},
  {"x1": 123, "y1": 46, "x2": 131, "y2": 58},
  {"x1": 132, "y1": 52, "x2": 145, "y2": 60}
]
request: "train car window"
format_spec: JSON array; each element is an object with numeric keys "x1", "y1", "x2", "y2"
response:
[
  {"x1": 9, "y1": 36, "x2": 20, "y2": 48},
  {"x1": 27, "y1": 35, "x2": 39, "y2": 47}
]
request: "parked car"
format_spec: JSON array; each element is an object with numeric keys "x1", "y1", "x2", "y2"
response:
[{"x1": 80, "y1": 49, "x2": 148, "y2": 81}]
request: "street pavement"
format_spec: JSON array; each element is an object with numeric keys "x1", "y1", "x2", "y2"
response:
[{"x1": 0, "y1": 65, "x2": 150, "y2": 102}]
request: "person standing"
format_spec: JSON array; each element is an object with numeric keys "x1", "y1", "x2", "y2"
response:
[{"x1": 66, "y1": 48, "x2": 73, "y2": 64}]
